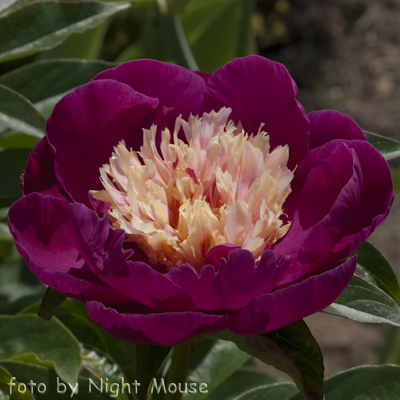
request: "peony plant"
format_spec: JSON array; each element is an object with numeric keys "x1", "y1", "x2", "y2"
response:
[
  {"x1": 1, "y1": 2, "x2": 400, "y2": 398},
  {"x1": 8, "y1": 56, "x2": 393, "y2": 347}
]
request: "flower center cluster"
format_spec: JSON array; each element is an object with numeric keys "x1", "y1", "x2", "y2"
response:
[{"x1": 91, "y1": 108, "x2": 293, "y2": 272}]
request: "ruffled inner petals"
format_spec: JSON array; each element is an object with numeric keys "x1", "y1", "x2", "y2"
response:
[{"x1": 91, "y1": 108, "x2": 294, "y2": 271}]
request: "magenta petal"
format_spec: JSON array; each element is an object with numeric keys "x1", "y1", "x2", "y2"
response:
[
  {"x1": 275, "y1": 142, "x2": 363, "y2": 284},
  {"x1": 92, "y1": 59, "x2": 207, "y2": 131},
  {"x1": 205, "y1": 55, "x2": 310, "y2": 169},
  {"x1": 67, "y1": 204, "x2": 196, "y2": 312},
  {"x1": 25, "y1": 258, "x2": 129, "y2": 304},
  {"x1": 193, "y1": 70, "x2": 213, "y2": 84},
  {"x1": 21, "y1": 137, "x2": 67, "y2": 200},
  {"x1": 233, "y1": 255, "x2": 357, "y2": 335},
  {"x1": 88, "y1": 191, "x2": 109, "y2": 216},
  {"x1": 94, "y1": 260, "x2": 198, "y2": 312},
  {"x1": 330, "y1": 140, "x2": 394, "y2": 256},
  {"x1": 86, "y1": 301, "x2": 234, "y2": 346},
  {"x1": 279, "y1": 139, "x2": 393, "y2": 276},
  {"x1": 128, "y1": 105, "x2": 174, "y2": 151},
  {"x1": 9, "y1": 194, "x2": 85, "y2": 273},
  {"x1": 8, "y1": 193, "x2": 130, "y2": 305},
  {"x1": 297, "y1": 147, "x2": 363, "y2": 264},
  {"x1": 203, "y1": 243, "x2": 241, "y2": 269},
  {"x1": 309, "y1": 110, "x2": 366, "y2": 150},
  {"x1": 46, "y1": 79, "x2": 159, "y2": 206},
  {"x1": 167, "y1": 250, "x2": 290, "y2": 311}
]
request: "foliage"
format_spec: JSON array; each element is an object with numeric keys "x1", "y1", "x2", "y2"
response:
[{"x1": 1, "y1": 0, "x2": 400, "y2": 399}]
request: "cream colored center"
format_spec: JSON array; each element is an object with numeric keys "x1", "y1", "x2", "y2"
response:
[{"x1": 90, "y1": 108, "x2": 293, "y2": 272}]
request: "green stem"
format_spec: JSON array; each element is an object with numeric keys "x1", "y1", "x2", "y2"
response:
[
  {"x1": 145, "y1": 388, "x2": 152, "y2": 400},
  {"x1": 165, "y1": 342, "x2": 193, "y2": 400}
]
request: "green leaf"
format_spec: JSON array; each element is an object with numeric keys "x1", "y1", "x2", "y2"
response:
[
  {"x1": 80, "y1": 348, "x2": 120, "y2": 383},
  {"x1": 0, "y1": 133, "x2": 38, "y2": 149},
  {"x1": 37, "y1": 287, "x2": 67, "y2": 321},
  {"x1": 188, "y1": 338, "x2": 217, "y2": 374},
  {"x1": 57, "y1": 301, "x2": 138, "y2": 383},
  {"x1": 356, "y1": 241, "x2": 400, "y2": 305},
  {"x1": 23, "y1": 299, "x2": 138, "y2": 383},
  {"x1": 8, "y1": 354, "x2": 53, "y2": 368},
  {"x1": 0, "y1": 207, "x2": 8, "y2": 220},
  {"x1": 115, "y1": 42, "x2": 143, "y2": 62},
  {"x1": 363, "y1": 130, "x2": 400, "y2": 160},
  {"x1": 204, "y1": 367, "x2": 280, "y2": 400},
  {"x1": 181, "y1": 0, "x2": 240, "y2": 72},
  {"x1": 183, "y1": 339, "x2": 251, "y2": 400},
  {"x1": 34, "y1": 300, "x2": 109, "y2": 352},
  {"x1": 0, "y1": 315, "x2": 81, "y2": 385},
  {"x1": 181, "y1": 0, "x2": 255, "y2": 72},
  {"x1": 136, "y1": 345, "x2": 171, "y2": 400},
  {"x1": 141, "y1": 0, "x2": 158, "y2": 60},
  {"x1": 61, "y1": 309, "x2": 138, "y2": 384},
  {"x1": 324, "y1": 274, "x2": 400, "y2": 327},
  {"x1": 0, "y1": 59, "x2": 104, "y2": 100},
  {"x1": 0, "y1": 256, "x2": 45, "y2": 306},
  {"x1": 37, "y1": 20, "x2": 110, "y2": 60},
  {"x1": 217, "y1": 320, "x2": 324, "y2": 400},
  {"x1": 0, "y1": 295, "x2": 45, "y2": 315},
  {"x1": 0, "y1": 0, "x2": 26, "y2": 17},
  {"x1": 0, "y1": 0, "x2": 16, "y2": 14},
  {"x1": 235, "y1": 0, "x2": 257, "y2": 57},
  {"x1": 0, "y1": 223, "x2": 11, "y2": 240},
  {"x1": 0, "y1": 240, "x2": 12, "y2": 260},
  {"x1": 0, "y1": 148, "x2": 31, "y2": 207},
  {"x1": 80, "y1": 347, "x2": 131, "y2": 400},
  {"x1": 0, "y1": 85, "x2": 45, "y2": 138},
  {"x1": 289, "y1": 365, "x2": 400, "y2": 400},
  {"x1": 157, "y1": 0, "x2": 190, "y2": 14},
  {"x1": 0, "y1": 1, "x2": 131, "y2": 63},
  {"x1": 0, "y1": 59, "x2": 117, "y2": 118},
  {"x1": 0, "y1": 364, "x2": 33, "y2": 400},
  {"x1": 0, "y1": 222, "x2": 12, "y2": 259},
  {"x1": 234, "y1": 383, "x2": 298, "y2": 400},
  {"x1": 160, "y1": 14, "x2": 199, "y2": 70},
  {"x1": 0, "y1": 362, "x2": 118, "y2": 399}
]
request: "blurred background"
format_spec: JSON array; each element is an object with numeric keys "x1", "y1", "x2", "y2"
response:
[{"x1": 1, "y1": 0, "x2": 400, "y2": 378}]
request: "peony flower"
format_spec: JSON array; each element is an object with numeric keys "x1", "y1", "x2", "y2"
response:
[{"x1": 8, "y1": 56, "x2": 393, "y2": 346}]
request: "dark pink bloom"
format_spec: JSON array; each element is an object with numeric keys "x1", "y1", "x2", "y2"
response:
[{"x1": 8, "y1": 56, "x2": 393, "y2": 345}]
